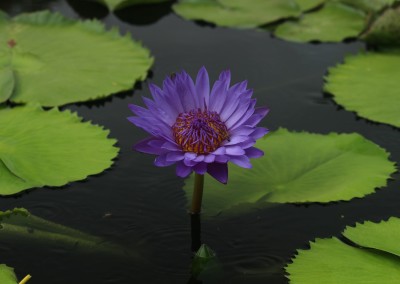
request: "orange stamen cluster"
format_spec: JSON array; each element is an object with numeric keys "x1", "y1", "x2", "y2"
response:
[{"x1": 172, "y1": 109, "x2": 229, "y2": 154}]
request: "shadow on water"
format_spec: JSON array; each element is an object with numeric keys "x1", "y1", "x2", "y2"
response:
[
  {"x1": 66, "y1": 0, "x2": 174, "y2": 25},
  {"x1": 66, "y1": 0, "x2": 108, "y2": 19},
  {"x1": 115, "y1": 1, "x2": 174, "y2": 26},
  {"x1": 0, "y1": 0, "x2": 58, "y2": 14}
]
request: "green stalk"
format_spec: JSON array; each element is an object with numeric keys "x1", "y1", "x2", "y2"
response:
[
  {"x1": 191, "y1": 173, "x2": 204, "y2": 214},
  {"x1": 19, "y1": 275, "x2": 32, "y2": 284}
]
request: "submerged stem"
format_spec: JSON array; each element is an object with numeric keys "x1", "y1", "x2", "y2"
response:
[
  {"x1": 19, "y1": 275, "x2": 32, "y2": 284},
  {"x1": 191, "y1": 173, "x2": 204, "y2": 214}
]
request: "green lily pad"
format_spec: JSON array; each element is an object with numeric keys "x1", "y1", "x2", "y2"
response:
[
  {"x1": 296, "y1": 0, "x2": 325, "y2": 11},
  {"x1": 0, "y1": 10, "x2": 153, "y2": 106},
  {"x1": 173, "y1": 0, "x2": 303, "y2": 29},
  {"x1": 363, "y1": 7, "x2": 400, "y2": 48},
  {"x1": 0, "y1": 68, "x2": 14, "y2": 104},
  {"x1": 0, "y1": 105, "x2": 119, "y2": 195},
  {"x1": 286, "y1": 237, "x2": 400, "y2": 283},
  {"x1": 286, "y1": 218, "x2": 400, "y2": 283},
  {"x1": 338, "y1": 0, "x2": 397, "y2": 12},
  {"x1": 95, "y1": 0, "x2": 171, "y2": 10},
  {"x1": 183, "y1": 129, "x2": 395, "y2": 217},
  {"x1": 0, "y1": 208, "x2": 123, "y2": 255},
  {"x1": 274, "y1": 2, "x2": 366, "y2": 42},
  {"x1": 324, "y1": 49, "x2": 400, "y2": 128},
  {"x1": 343, "y1": 218, "x2": 400, "y2": 257},
  {"x1": 0, "y1": 264, "x2": 17, "y2": 284}
]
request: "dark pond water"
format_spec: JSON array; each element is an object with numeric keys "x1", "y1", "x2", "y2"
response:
[{"x1": 1, "y1": 1, "x2": 400, "y2": 283}]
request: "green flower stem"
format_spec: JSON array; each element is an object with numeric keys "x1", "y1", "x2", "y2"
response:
[
  {"x1": 19, "y1": 274, "x2": 32, "y2": 284},
  {"x1": 191, "y1": 173, "x2": 204, "y2": 214}
]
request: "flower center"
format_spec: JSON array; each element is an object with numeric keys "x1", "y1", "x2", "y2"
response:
[{"x1": 172, "y1": 109, "x2": 229, "y2": 154}]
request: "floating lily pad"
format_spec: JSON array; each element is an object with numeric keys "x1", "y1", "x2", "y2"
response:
[
  {"x1": 183, "y1": 129, "x2": 395, "y2": 217},
  {"x1": 363, "y1": 7, "x2": 400, "y2": 47},
  {"x1": 173, "y1": 0, "x2": 304, "y2": 29},
  {"x1": 0, "y1": 208, "x2": 123, "y2": 255},
  {"x1": 94, "y1": 0, "x2": 171, "y2": 10},
  {"x1": 0, "y1": 10, "x2": 153, "y2": 106},
  {"x1": 338, "y1": 0, "x2": 397, "y2": 12},
  {"x1": 343, "y1": 218, "x2": 400, "y2": 257},
  {"x1": 286, "y1": 218, "x2": 400, "y2": 283},
  {"x1": 324, "y1": 49, "x2": 400, "y2": 128},
  {"x1": 274, "y1": 2, "x2": 366, "y2": 42},
  {"x1": 296, "y1": 0, "x2": 325, "y2": 11},
  {"x1": 0, "y1": 105, "x2": 118, "y2": 195},
  {"x1": 286, "y1": 237, "x2": 400, "y2": 283},
  {"x1": 0, "y1": 264, "x2": 17, "y2": 284}
]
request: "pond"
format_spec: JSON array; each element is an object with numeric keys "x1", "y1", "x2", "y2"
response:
[{"x1": 0, "y1": 1, "x2": 399, "y2": 283}]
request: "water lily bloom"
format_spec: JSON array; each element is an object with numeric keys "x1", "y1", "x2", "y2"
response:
[{"x1": 128, "y1": 67, "x2": 268, "y2": 184}]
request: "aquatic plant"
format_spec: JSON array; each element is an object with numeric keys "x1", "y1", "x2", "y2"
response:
[{"x1": 128, "y1": 67, "x2": 268, "y2": 213}]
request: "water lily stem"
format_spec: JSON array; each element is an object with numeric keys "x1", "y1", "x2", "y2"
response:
[
  {"x1": 191, "y1": 173, "x2": 204, "y2": 214},
  {"x1": 19, "y1": 275, "x2": 32, "y2": 284}
]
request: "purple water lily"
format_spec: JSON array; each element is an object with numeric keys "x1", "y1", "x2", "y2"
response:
[{"x1": 128, "y1": 67, "x2": 268, "y2": 184}]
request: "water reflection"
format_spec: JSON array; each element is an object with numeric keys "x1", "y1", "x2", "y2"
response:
[
  {"x1": 66, "y1": 0, "x2": 108, "y2": 19},
  {"x1": 66, "y1": 0, "x2": 173, "y2": 25},
  {"x1": 191, "y1": 213, "x2": 201, "y2": 252},
  {"x1": 0, "y1": 0, "x2": 58, "y2": 14},
  {"x1": 115, "y1": 2, "x2": 173, "y2": 26}
]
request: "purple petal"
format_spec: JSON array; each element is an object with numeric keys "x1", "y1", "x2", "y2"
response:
[
  {"x1": 230, "y1": 155, "x2": 252, "y2": 168},
  {"x1": 230, "y1": 80, "x2": 248, "y2": 94},
  {"x1": 183, "y1": 71, "x2": 199, "y2": 108},
  {"x1": 142, "y1": 96, "x2": 174, "y2": 126},
  {"x1": 193, "y1": 162, "x2": 207, "y2": 174},
  {"x1": 166, "y1": 152, "x2": 185, "y2": 162},
  {"x1": 176, "y1": 71, "x2": 196, "y2": 111},
  {"x1": 127, "y1": 116, "x2": 156, "y2": 133},
  {"x1": 148, "y1": 83, "x2": 163, "y2": 102},
  {"x1": 184, "y1": 157, "x2": 198, "y2": 167},
  {"x1": 225, "y1": 146, "x2": 245, "y2": 156},
  {"x1": 250, "y1": 127, "x2": 269, "y2": 139},
  {"x1": 230, "y1": 125, "x2": 254, "y2": 136},
  {"x1": 218, "y1": 91, "x2": 241, "y2": 121},
  {"x1": 245, "y1": 147, "x2": 264, "y2": 158},
  {"x1": 224, "y1": 135, "x2": 249, "y2": 146},
  {"x1": 161, "y1": 141, "x2": 180, "y2": 151},
  {"x1": 134, "y1": 137, "x2": 165, "y2": 155},
  {"x1": 218, "y1": 70, "x2": 231, "y2": 89},
  {"x1": 176, "y1": 162, "x2": 192, "y2": 178},
  {"x1": 214, "y1": 155, "x2": 229, "y2": 163},
  {"x1": 209, "y1": 80, "x2": 228, "y2": 113},
  {"x1": 238, "y1": 138, "x2": 256, "y2": 149},
  {"x1": 212, "y1": 147, "x2": 226, "y2": 155},
  {"x1": 149, "y1": 84, "x2": 180, "y2": 121},
  {"x1": 154, "y1": 154, "x2": 176, "y2": 167},
  {"x1": 218, "y1": 81, "x2": 247, "y2": 119},
  {"x1": 128, "y1": 104, "x2": 150, "y2": 117},
  {"x1": 184, "y1": 152, "x2": 197, "y2": 160},
  {"x1": 255, "y1": 107, "x2": 269, "y2": 117},
  {"x1": 207, "y1": 163, "x2": 228, "y2": 184},
  {"x1": 127, "y1": 116, "x2": 174, "y2": 142},
  {"x1": 163, "y1": 76, "x2": 185, "y2": 113},
  {"x1": 204, "y1": 154, "x2": 215, "y2": 163},
  {"x1": 196, "y1": 66, "x2": 209, "y2": 109},
  {"x1": 148, "y1": 139, "x2": 165, "y2": 148},
  {"x1": 226, "y1": 98, "x2": 256, "y2": 129},
  {"x1": 194, "y1": 155, "x2": 205, "y2": 162},
  {"x1": 242, "y1": 107, "x2": 269, "y2": 127},
  {"x1": 244, "y1": 114, "x2": 264, "y2": 127}
]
